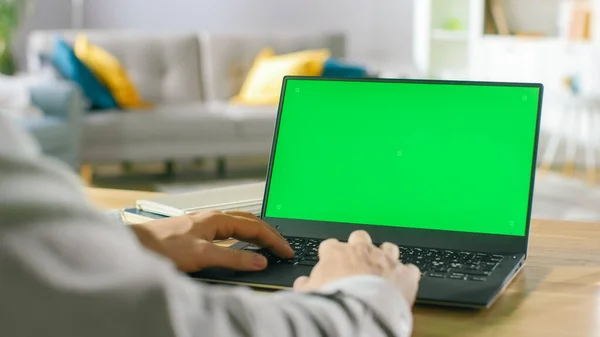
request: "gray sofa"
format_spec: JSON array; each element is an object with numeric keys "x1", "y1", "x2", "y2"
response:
[
  {"x1": 26, "y1": 81, "x2": 84, "y2": 170},
  {"x1": 16, "y1": 81, "x2": 84, "y2": 170},
  {"x1": 27, "y1": 31, "x2": 346, "y2": 170}
]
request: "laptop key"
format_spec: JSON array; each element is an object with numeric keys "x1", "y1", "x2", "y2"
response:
[
  {"x1": 448, "y1": 273, "x2": 466, "y2": 280},
  {"x1": 487, "y1": 255, "x2": 504, "y2": 262},
  {"x1": 448, "y1": 268, "x2": 491, "y2": 276},
  {"x1": 280, "y1": 237, "x2": 497, "y2": 281},
  {"x1": 480, "y1": 262, "x2": 498, "y2": 271},
  {"x1": 298, "y1": 260, "x2": 318, "y2": 266},
  {"x1": 414, "y1": 261, "x2": 429, "y2": 270}
]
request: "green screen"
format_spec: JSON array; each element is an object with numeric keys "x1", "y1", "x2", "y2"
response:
[{"x1": 265, "y1": 79, "x2": 540, "y2": 236}]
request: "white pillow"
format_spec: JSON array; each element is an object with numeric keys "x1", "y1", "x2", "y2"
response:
[{"x1": 0, "y1": 75, "x2": 45, "y2": 119}]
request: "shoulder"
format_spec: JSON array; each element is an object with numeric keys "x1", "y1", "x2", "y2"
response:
[{"x1": 0, "y1": 111, "x2": 40, "y2": 159}]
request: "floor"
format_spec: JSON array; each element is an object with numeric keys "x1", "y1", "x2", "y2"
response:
[{"x1": 91, "y1": 158, "x2": 600, "y2": 223}]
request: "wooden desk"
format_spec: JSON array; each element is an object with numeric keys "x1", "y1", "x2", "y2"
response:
[{"x1": 86, "y1": 187, "x2": 600, "y2": 337}]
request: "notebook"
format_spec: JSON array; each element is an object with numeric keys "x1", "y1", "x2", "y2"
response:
[
  {"x1": 136, "y1": 182, "x2": 265, "y2": 217},
  {"x1": 121, "y1": 208, "x2": 168, "y2": 224}
]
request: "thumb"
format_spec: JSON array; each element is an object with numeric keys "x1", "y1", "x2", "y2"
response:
[
  {"x1": 200, "y1": 244, "x2": 268, "y2": 271},
  {"x1": 402, "y1": 264, "x2": 422, "y2": 306},
  {"x1": 293, "y1": 276, "x2": 310, "y2": 291}
]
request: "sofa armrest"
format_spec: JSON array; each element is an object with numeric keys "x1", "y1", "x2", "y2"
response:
[
  {"x1": 30, "y1": 80, "x2": 85, "y2": 122},
  {"x1": 29, "y1": 81, "x2": 85, "y2": 169}
]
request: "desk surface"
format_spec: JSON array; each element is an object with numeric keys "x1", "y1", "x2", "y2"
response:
[{"x1": 86, "y1": 187, "x2": 600, "y2": 337}]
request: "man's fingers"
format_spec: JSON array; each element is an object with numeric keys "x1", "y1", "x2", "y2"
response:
[
  {"x1": 401, "y1": 264, "x2": 422, "y2": 306},
  {"x1": 405, "y1": 263, "x2": 422, "y2": 281},
  {"x1": 348, "y1": 230, "x2": 372, "y2": 245},
  {"x1": 223, "y1": 211, "x2": 286, "y2": 240},
  {"x1": 380, "y1": 242, "x2": 400, "y2": 260},
  {"x1": 228, "y1": 215, "x2": 294, "y2": 258},
  {"x1": 197, "y1": 243, "x2": 268, "y2": 271},
  {"x1": 193, "y1": 212, "x2": 294, "y2": 259},
  {"x1": 318, "y1": 238, "x2": 340, "y2": 257},
  {"x1": 293, "y1": 276, "x2": 310, "y2": 290}
]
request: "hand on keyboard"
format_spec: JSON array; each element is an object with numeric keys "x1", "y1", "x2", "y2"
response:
[
  {"x1": 293, "y1": 230, "x2": 421, "y2": 306},
  {"x1": 247, "y1": 237, "x2": 503, "y2": 283},
  {"x1": 130, "y1": 210, "x2": 293, "y2": 273}
]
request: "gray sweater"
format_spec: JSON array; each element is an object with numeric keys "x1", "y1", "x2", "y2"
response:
[{"x1": 0, "y1": 112, "x2": 412, "y2": 337}]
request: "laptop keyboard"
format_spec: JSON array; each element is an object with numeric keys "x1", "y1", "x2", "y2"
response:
[{"x1": 243, "y1": 236, "x2": 504, "y2": 282}]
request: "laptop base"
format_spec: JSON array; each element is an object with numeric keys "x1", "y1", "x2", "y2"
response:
[{"x1": 189, "y1": 250, "x2": 525, "y2": 309}]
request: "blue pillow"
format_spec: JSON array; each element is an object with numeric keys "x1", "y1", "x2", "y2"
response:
[
  {"x1": 51, "y1": 38, "x2": 118, "y2": 110},
  {"x1": 322, "y1": 58, "x2": 367, "y2": 78}
]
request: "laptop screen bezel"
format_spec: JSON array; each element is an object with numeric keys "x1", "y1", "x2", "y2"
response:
[{"x1": 260, "y1": 76, "x2": 543, "y2": 255}]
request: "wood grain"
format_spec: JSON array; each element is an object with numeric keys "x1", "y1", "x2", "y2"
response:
[
  {"x1": 86, "y1": 187, "x2": 160, "y2": 211},
  {"x1": 86, "y1": 187, "x2": 600, "y2": 337}
]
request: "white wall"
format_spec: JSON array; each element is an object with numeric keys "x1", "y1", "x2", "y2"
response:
[
  {"x1": 80, "y1": 0, "x2": 415, "y2": 66},
  {"x1": 14, "y1": 0, "x2": 72, "y2": 69}
]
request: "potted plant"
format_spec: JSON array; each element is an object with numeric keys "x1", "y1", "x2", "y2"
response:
[{"x1": 0, "y1": 0, "x2": 32, "y2": 75}]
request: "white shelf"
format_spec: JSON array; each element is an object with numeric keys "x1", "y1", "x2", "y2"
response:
[
  {"x1": 414, "y1": 0, "x2": 484, "y2": 79},
  {"x1": 432, "y1": 29, "x2": 469, "y2": 41},
  {"x1": 482, "y1": 34, "x2": 593, "y2": 45}
]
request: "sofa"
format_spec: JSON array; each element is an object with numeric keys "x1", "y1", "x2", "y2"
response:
[
  {"x1": 26, "y1": 31, "x2": 346, "y2": 173},
  {"x1": 1, "y1": 76, "x2": 83, "y2": 171},
  {"x1": 24, "y1": 81, "x2": 84, "y2": 170}
]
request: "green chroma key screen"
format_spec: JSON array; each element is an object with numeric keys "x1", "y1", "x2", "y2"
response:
[{"x1": 265, "y1": 78, "x2": 541, "y2": 236}]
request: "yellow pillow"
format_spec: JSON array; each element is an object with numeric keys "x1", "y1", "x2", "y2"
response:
[
  {"x1": 232, "y1": 48, "x2": 330, "y2": 105},
  {"x1": 74, "y1": 35, "x2": 152, "y2": 110}
]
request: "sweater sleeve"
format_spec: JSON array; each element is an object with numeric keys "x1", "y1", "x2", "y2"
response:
[{"x1": 0, "y1": 112, "x2": 413, "y2": 337}]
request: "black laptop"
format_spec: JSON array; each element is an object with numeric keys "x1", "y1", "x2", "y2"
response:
[{"x1": 190, "y1": 77, "x2": 544, "y2": 308}]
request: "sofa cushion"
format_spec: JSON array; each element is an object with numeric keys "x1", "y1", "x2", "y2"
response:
[
  {"x1": 199, "y1": 33, "x2": 346, "y2": 102},
  {"x1": 232, "y1": 48, "x2": 330, "y2": 106},
  {"x1": 322, "y1": 58, "x2": 367, "y2": 78},
  {"x1": 74, "y1": 35, "x2": 152, "y2": 110},
  {"x1": 29, "y1": 31, "x2": 203, "y2": 103},
  {"x1": 18, "y1": 116, "x2": 69, "y2": 151},
  {"x1": 51, "y1": 38, "x2": 118, "y2": 110},
  {"x1": 216, "y1": 103, "x2": 278, "y2": 138},
  {"x1": 83, "y1": 102, "x2": 237, "y2": 144}
]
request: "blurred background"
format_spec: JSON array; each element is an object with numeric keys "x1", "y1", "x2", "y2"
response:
[{"x1": 2, "y1": 0, "x2": 600, "y2": 223}]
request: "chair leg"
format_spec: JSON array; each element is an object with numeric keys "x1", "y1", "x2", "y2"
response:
[
  {"x1": 217, "y1": 157, "x2": 226, "y2": 178},
  {"x1": 164, "y1": 160, "x2": 175, "y2": 176},
  {"x1": 563, "y1": 107, "x2": 580, "y2": 176},
  {"x1": 539, "y1": 103, "x2": 568, "y2": 177},
  {"x1": 539, "y1": 133, "x2": 561, "y2": 175},
  {"x1": 80, "y1": 163, "x2": 94, "y2": 186},
  {"x1": 121, "y1": 161, "x2": 133, "y2": 174},
  {"x1": 585, "y1": 108, "x2": 598, "y2": 185}
]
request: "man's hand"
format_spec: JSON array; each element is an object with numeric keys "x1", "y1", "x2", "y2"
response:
[
  {"x1": 130, "y1": 210, "x2": 294, "y2": 272},
  {"x1": 293, "y1": 230, "x2": 421, "y2": 306}
]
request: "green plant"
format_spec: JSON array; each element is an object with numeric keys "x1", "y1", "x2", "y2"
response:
[{"x1": 0, "y1": 0, "x2": 32, "y2": 75}]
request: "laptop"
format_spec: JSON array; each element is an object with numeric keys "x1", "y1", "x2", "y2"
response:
[{"x1": 190, "y1": 77, "x2": 544, "y2": 308}]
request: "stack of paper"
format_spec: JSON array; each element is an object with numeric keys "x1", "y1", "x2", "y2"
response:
[
  {"x1": 121, "y1": 182, "x2": 265, "y2": 224},
  {"x1": 120, "y1": 208, "x2": 168, "y2": 224}
]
